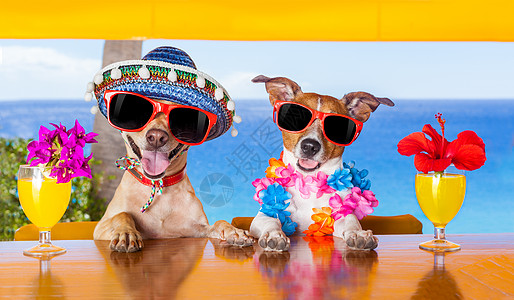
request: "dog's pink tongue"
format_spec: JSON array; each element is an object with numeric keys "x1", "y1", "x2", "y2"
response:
[
  {"x1": 141, "y1": 151, "x2": 170, "y2": 176},
  {"x1": 298, "y1": 158, "x2": 319, "y2": 170}
]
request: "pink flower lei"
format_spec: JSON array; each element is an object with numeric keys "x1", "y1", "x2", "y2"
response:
[
  {"x1": 253, "y1": 158, "x2": 379, "y2": 222},
  {"x1": 329, "y1": 187, "x2": 378, "y2": 221},
  {"x1": 253, "y1": 161, "x2": 335, "y2": 201}
]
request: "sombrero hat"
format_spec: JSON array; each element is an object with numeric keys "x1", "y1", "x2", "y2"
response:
[{"x1": 85, "y1": 46, "x2": 241, "y2": 140}]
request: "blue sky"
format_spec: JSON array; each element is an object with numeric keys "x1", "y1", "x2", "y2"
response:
[{"x1": 1, "y1": 39, "x2": 514, "y2": 101}]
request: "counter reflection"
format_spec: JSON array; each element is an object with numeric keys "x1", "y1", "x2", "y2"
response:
[
  {"x1": 411, "y1": 252, "x2": 462, "y2": 300},
  {"x1": 215, "y1": 236, "x2": 378, "y2": 299}
]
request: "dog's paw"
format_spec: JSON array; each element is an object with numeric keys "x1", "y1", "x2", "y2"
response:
[
  {"x1": 344, "y1": 230, "x2": 378, "y2": 250},
  {"x1": 258, "y1": 230, "x2": 290, "y2": 251},
  {"x1": 109, "y1": 229, "x2": 144, "y2": 253},
  {"x1": 211, "y1": 220, "x2": 254, "y2": 247},
  {"x1": 224, "y1": 227, "x2": 255, "y2": 247}
]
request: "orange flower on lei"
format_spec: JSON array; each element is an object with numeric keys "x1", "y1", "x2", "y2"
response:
[
  {"x1": 303, "y1": 207, "x2": 335, "y2": 236},
  {"x1": 265, "y1": 157, "x2": 286, "y2": 178}
]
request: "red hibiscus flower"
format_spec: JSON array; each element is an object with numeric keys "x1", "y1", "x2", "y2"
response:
[{"x1": 397, "y1": 113, "x2": 486, "y2": 173}]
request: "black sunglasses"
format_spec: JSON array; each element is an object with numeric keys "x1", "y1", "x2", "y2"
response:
[{"x1": 104, "y1": 90, "x2": 218, "y2": 145}]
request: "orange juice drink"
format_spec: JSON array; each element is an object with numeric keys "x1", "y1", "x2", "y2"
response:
[
  {"x1": 18, "y1": 178, "x2": 71, "y2": 229},
  {"x1": 415, "y1": 173, "x2": 466, "y2": 227}
]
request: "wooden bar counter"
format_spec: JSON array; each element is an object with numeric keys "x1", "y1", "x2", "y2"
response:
[{"x1": 0, "y1": 234, "x2": 513, "y2": 299}]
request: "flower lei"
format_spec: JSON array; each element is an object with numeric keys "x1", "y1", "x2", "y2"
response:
[
  {"x1": 258, "y1": 182, "x2": 297, "y2": 235},
  {"x1": 253, "y1": 157, "x2": 379, "y2": 236}
]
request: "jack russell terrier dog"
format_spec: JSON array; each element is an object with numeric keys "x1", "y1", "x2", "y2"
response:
[
  {"x1": 91, "y1": 47, "x2": 253, "y2": 252},
  {"x1": 249, "y1": 75, "x2": 394, "y2": 251}
]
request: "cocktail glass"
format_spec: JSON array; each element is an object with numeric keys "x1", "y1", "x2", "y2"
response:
[
  {"x1": 415, "y1": 165, "x2": 465, "y2": 252},
  {"x1": 17, "y1": 165, "x2": 71, "y2": 257}
]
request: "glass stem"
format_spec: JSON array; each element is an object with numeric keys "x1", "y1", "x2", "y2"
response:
[
  {"x1": 39, "y1": 230, "x2": 52, "y2": 245},
  {"x1": 40, "y1": 259, "x2": 51, "y2": 276},
  {"x1": 434, "y1": 252, "x2": 445, "y2": 270},
  {"x1": 434, "y1": 227, "x2": 446, "y2": 240}
]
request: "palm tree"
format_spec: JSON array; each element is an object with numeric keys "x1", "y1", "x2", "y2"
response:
[{"x1": 91, "y1": 40, "x2": 142, "y2": 205}]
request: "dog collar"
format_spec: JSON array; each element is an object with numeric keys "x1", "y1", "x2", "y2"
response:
[
  {"x1": 115, "y1": 156, "x2": 187, "y2": 212},
  {"x1": 127, "y1": 164, "x2": 186, "y2": 187},
  {"x1": 115, "y1": 140, "x2": 189, "y2": 187}
]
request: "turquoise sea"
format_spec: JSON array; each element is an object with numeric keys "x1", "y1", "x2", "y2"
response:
[{"x1": 1, "y1": 99, "x2": 513, "y2": 234}]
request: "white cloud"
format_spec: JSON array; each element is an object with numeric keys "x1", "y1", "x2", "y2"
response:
[
  {"x1": 1, "y1": 42, "x2": 514, "y2": 101},
  {"x1": 218, "y1": 71, "x2": 265, "y2": 100},
  {"x1": 0, "y1": 46, "x2": 101, "y2": 100}
]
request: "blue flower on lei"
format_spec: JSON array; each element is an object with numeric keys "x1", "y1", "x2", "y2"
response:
[
  {"x1": 344, "y1": 161, "x2": 371, "y2": 191},
  {"x1": 327, "y1": 168, "x2": 353, "y2": 191},
  {"x1": 281, "y1": 217, "x2": 298, "y2": 236},
  {"x1": 259, "y1": 183, "x2": 298, "y2": 236}
]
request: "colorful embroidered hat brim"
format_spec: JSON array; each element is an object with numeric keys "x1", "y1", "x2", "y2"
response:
[{"x1": 86, "y1": 46, "x2": 241, "y2": 140}]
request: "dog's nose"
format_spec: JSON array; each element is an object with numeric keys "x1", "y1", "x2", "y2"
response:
[
  {"x1": 146, "y1": 129, "x2": 169, "y2": 148},
  {"x1": 301, "y1": 138, "x2": 321, "y2": 157}
]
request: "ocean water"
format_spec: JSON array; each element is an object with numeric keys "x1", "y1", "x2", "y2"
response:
[{"x1": 1, "y1": 99, "x2": 513, "y2": 234}]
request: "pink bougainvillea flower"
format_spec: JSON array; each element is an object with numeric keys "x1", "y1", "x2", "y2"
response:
[
  {"x1": 397, "y1": 113, "x2": 486, "y2": 173},
  {"x1": 67, "y1": 119, "x2": 98, "y2": 147},
  {"x1": 37, "y1": 125, "x2": 57, "y2": 144},
  {"x1": 26, "y1": 120, "x2": 98, "y2": 183},
  {"x1": 27, "y1": 125, "x2": 58, "y2": 166},
  {"x1": 27, "y1": 140, "x2": 54, "y2": 166},
  {"x1": 50, "y1": 123, "x2": 69, "y2": 146},
  {"x1": 50, "y1": 164, "x2": 73, "y2": 184}
]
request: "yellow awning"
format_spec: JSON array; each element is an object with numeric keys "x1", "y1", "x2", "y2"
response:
[{"x1": 2, "y1": 0, "x2": 513, "y2": 41}]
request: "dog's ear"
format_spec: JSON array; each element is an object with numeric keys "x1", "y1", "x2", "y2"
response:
[
  {"x1": 252, "y1": 75, "x2": 302, "y2": 105},
  {"x1": 342, "y1": 92, "x2": 394, "y2": 123}
]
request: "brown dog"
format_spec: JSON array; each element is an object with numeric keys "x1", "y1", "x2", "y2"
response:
[
  {"x1": 93, "y1": 106, "x2": 254, "y2": 252},
  {"x1": 91, "y1": 46, "x2": 253, "y2": 252},
  {"x1": 249, "y1": 75, "x2": 394, "y2": 251}
]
